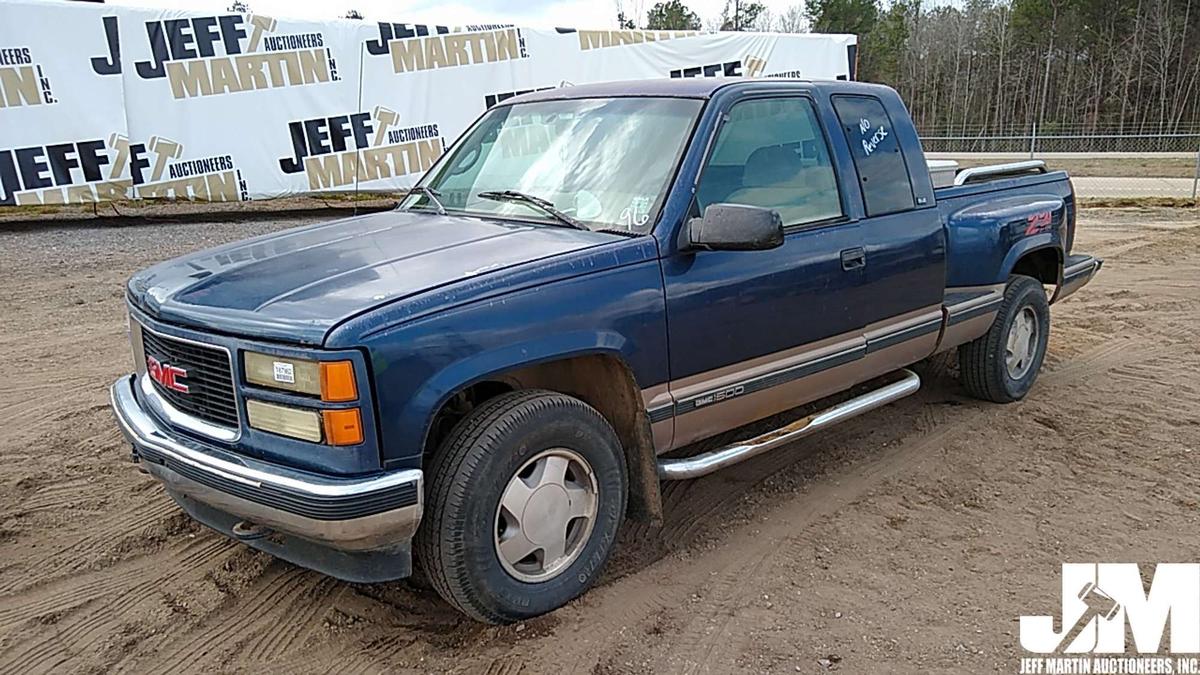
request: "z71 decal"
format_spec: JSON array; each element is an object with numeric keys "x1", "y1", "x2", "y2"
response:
[{"x1": 1025, "y1": 210, "x2": 1053, "y2": 236}]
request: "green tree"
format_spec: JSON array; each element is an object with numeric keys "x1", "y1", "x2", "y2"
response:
[
  {"x1": 788, "y1": 0, "x2": 1200, "y2": 135},
  {"x1": 617, "y1": 10, "x2": 637, "y2": 28},
  {"x1": 776, "y1": 5, "x2": 806, "y2": 32},
  {"x1": 646, "y1": 0, "x2": 702, "y2": 30},
  {"x1": 719, "y1": 0, "x2": 766, "y2": 31},
  {"x1": 805, "y1": 0, "x2": 879, "y2": 36},
  {"x1": 805, "y1": 0, "x2": 895, "y2": 84},
  {"x1": 859, "y1": 1, "x2": 910, "y2": 84}
]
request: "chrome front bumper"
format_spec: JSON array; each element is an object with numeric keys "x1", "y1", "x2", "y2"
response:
[{"x1": 110, "y1": 375, "x2": 423, "y2": 555}]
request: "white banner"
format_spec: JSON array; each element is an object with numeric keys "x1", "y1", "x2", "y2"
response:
[{"x1": 0, "y1": 1, "x2": 855, "y2": 205}]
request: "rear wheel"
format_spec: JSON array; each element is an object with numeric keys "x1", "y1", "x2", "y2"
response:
[
  {"x1": 415, "y1": 389, "x2": 627, "y2": 624},
  {"x1": 958, "y1": 275, "x2": 1051, "y2": 403}
]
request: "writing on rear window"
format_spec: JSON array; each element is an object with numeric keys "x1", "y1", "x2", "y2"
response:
[
  {"x1": 833, "y1": 95, "x2": 915, "y2": 216},
  {"x1": 858, "y1": 117, "x2": 889, "y2": 156}
]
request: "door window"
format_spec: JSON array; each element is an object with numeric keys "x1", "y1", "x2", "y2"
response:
[
  {"x1": 696, "y1": 97, "x2": 842, "y2": 227},
  {"x1": 832, "y1": 95, "x2": 916, "y2": 216}
]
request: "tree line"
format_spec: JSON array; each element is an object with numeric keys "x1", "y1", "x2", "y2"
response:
[{"x1": 618, "y1": 0, "x2": 1200, "y2": 136}]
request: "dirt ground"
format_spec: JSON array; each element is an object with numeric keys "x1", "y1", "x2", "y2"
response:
[
  {"x1": 0, "y1": 193, "x2": 399, "y2": 225},
  {"x1": 0, "y1": 207, "x2": 1198, "y2": 674}
]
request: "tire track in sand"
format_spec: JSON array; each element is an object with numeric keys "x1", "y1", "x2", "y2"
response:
[
  {"x1": 148, "y1": 565, "x2": 322, "y2": 674},
  {"x1": 0, "y1": 537, "x2": 234, "y2": 674},
  {"x1": 0, "y1": 496, "x2": 178, "y2": 596},
  {"x1": 660, "y1": 337, "x2": 1174, "y2": 673}
]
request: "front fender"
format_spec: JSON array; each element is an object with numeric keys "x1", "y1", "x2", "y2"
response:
[
  {"x1": 353, "y1": 260, "x2": 669, "y2": 468},
  {"x1": 409, "y1": 331, "x2": 632, "y2": 448}
]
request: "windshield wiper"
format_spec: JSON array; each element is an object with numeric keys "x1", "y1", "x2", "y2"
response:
[
  {"x1": 403, "y1": 186, "x2": 446, "y2": 215},
  {"x1": 476, "y1": 190, "x2": 589, "y2": 231}
]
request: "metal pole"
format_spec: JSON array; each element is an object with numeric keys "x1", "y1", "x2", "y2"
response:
[
  {"x1": 1029, "y1": 122, "x2": 1037, "y2": 159},
  {"x1": 1192, "y1": 146, "x2": 1199, "y2": 204}
]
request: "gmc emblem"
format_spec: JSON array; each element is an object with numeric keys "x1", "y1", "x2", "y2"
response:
[{"x1": 147, "y1": 355, "x2": 189, "y2": 393}]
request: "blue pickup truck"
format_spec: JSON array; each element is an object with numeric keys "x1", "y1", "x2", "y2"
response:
[{"x1": 111, "y1": 78, "x2": 1100, "y2": 623}]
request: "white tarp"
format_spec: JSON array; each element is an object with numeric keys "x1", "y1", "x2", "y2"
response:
[{"x1": 0, "y1": 0, "x2": 856, "y2": 205}]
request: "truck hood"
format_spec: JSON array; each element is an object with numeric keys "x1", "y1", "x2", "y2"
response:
[{"x1": 127, "y1": 210, "x2": 622, "y2": 345}]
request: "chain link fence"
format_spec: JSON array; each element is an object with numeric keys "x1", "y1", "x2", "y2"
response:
[{"x1": 919, "y1": 124, "x2": 1200, "y2": 203}]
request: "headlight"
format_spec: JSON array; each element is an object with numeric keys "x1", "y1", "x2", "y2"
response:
[
  {"x1": 243, "y1": 352, "x2": 363, "y2": 444},
  {"x1": 244, "y1": 352, "x2": 357, "y2": 402},
  {"x1": 245, "y1": 352, "x2": 319, "y2": 394},
  {"x1": 246, "y1": 399, "x2": 323, "y2": 443},
  {"x1": 246, "y1": 399, "x2": 364, "y2": 446}
]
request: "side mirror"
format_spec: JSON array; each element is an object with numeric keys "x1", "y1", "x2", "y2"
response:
[{"x1": 685, "y1": 203, "x2": 784, "y2": 252}]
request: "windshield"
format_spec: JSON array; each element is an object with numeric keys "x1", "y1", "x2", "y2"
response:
[{"x1": 403, "y1": 97, "x2": 703, "y2": 233}]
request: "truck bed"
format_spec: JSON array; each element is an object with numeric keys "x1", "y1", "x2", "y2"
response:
[{"x1": 934, "y1": 169, "x2": 1076, "y2": 289}]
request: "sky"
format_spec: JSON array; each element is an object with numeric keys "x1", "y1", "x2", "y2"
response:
[{"x1": 93, "y1": 0, "x2": 808, "y2": 30}]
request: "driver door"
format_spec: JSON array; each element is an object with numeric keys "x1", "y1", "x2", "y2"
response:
[{"x1": 660, "y1": 95, "x2": 868, "y2": 450}]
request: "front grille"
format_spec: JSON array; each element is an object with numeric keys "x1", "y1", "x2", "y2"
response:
[{"x1": 141, "y1": 328, "x2": 239, "y2": 429}]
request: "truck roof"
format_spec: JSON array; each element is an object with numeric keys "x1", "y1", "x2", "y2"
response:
[{"x1": 505, "y1": 78, "x2": 891, "y2": 105}]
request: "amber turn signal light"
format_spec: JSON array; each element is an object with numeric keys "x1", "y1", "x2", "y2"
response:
[
  {"x1": 320, "y1": 361, "x2": 358, "y2": 402},
  {"x1": 322, "y1": 408, "x2": 363, "y2": 446}
]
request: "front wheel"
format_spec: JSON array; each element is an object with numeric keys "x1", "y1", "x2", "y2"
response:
[
  {"x1": 415, "y1": 389, "x2": 627, "y2": 624},
  {"x1": 958, "y1": 275, "x2": 1051, "y2": 403}
]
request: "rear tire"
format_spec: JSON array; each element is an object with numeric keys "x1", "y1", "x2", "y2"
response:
[
  {"x1": 415, "y1": 389, "x2": 627, "y2": 624},
  {"x1": 958, "y1": 275, "x2": 1050, "y2": 403}
]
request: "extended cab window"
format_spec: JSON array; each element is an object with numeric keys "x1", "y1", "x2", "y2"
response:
[
  {"x1": 832, "y1": 95, "x2": 916, "y2": 216},
  {"x1": 696, "y1": 97, "x2": 842, "y2": 227}
]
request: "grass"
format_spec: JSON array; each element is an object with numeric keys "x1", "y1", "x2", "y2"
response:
[
  {"x1": 1079, "y1": 196, "x2": 1199, "y2": 208},
  {"x1": 952, "y1": 156, "x2": 1198, "y2": 178},
  {"x1": 0, "y1": 193, "x2": 406, "y2": 226}
]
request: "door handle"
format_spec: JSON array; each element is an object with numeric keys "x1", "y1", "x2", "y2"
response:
[{"x1": 840, "y1": 247, "x2": 866, "y2": 271}]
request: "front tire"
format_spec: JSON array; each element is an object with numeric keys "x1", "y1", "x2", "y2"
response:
[
  {"x1": 415, "y1": 390, "x2": 627, "y2": 624},
  {"x1": 958, "y1": 275, "x2": 1051, "y2": 403}
]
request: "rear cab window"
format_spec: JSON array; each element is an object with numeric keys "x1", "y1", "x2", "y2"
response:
[{"x1": 832, "y1": 95, "x2": 916, "y2": 217}]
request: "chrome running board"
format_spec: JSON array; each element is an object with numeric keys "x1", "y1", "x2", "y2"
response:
[{"x1": 657, "y1": 369, "x2": 922, "y2": 480}]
